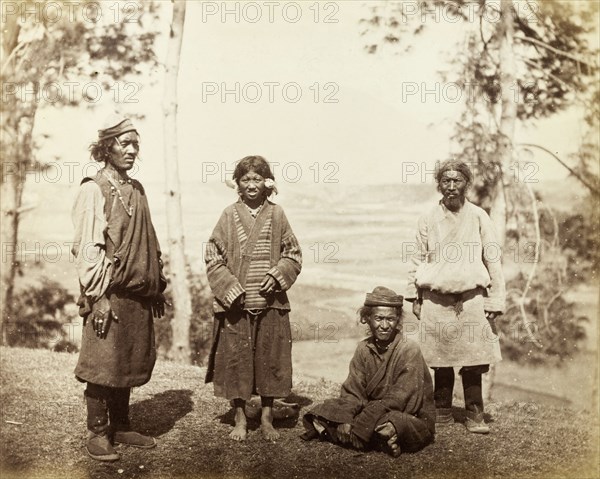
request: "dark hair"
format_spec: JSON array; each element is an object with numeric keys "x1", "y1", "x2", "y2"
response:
[
  {"x1": 435, "y1": 159, "x2": 473, "y2": 188},
  {"x1": 89, "y1": 138, "x2": 115, "y2": 163},
  {"x1": 357, "y1": 305, "x2": 403, "y2": 325},
  {"x1": 233, "y1": 156, "x2": 275, "y2": 183}
]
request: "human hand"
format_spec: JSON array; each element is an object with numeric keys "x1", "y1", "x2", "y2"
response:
[
  {"x1": 412, "y1": 301, "x2": 422, "y2": 320},
  {"x1": 485, "y1": 310, "x2": 500, "y2": 334},
  {"x1": 152, "y1": 293, "x2": 169, "y2": 319},
  {"x1": 259, "y1": 275, "x2": 278, "y2": 296},
  {"x1": 336, "y1": 423, "x2": 352, "y2": 444},
  {"x1": 92, "y1": 296, "x2": 113, "y2": 338},
  {"x1": 231, "y1": 293, "x2": 245, "y2": 310}
]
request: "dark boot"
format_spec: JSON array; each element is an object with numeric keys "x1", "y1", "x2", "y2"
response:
[
  {"x1": 109, "y1": 388, "x2": 156, "y2": 449},
  {"x1": 433, "y1": 367, "x2": 455, "y2": 424},
  {"x1": 461, "y1": 367, "x2": 489, "y2": 434},
  {"x1": 85, "y1": 384, "x2": 119, "y2": 462}
]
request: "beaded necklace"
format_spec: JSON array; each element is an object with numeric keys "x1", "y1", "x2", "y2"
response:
[
  {"x1": 245, "y1": 202, "x2": 262, "y2": 218},
  {"x1": 102, "y1": 170, "x2": 134, "y2": 217}
]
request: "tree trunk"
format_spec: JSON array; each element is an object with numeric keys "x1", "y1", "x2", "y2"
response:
[
  {"x1": 162, "y1": 0, "x2": 192, "y2": 363},
  {"x1": 483, "y1": 0, "x2": 517, "y2": 403},
  {"x1": 0, "y1": 14, "x2": 21, "y2": 345},
  {"x1": 1, "y1": 164, "x2": 21, "y2": 345},
  {"x1": 1, "y1": 85, "x2": 38, "y2": 345}
]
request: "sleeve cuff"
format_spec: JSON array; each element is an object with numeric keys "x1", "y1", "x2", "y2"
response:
[
  {"x1": 267, "y1": 267, "x2": 288, "y2": 291},
  {"x1": 484, "y1": 296, "x2": 505, "y2": 313},
  {"x1": 223, "y1": 283, "x2": 245, "y2": 309}
]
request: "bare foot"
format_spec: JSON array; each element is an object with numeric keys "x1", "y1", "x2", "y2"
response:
[
  {"x1": 375, "y1": 421, "x2": 401, "y2": 456},
  {"x1": 260, "y1": 397, "x2": 280, "y2": 441},
  {"x1": 260, "y1": 421, "x2": 280, "y2": 441},
  {"x1": 229, "y1": 401, "x2": 247, "y2": 441},
  {"x1": 388, "y1": 439, "x2": 401, "y2": 457},
  {"x1": 229, "y1": 423, "x2": 247, "y2": 441}
]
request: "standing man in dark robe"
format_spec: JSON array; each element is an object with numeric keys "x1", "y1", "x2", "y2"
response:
[
  {"x1": 406, "y1": 159, "x2": 505, "y2": 434},
  {"x1": 71, "y1": 116, "x2": 167, "y2": 461},
  {"x1": 302, "y1": 287, "x2": 435, "y2": 456}
]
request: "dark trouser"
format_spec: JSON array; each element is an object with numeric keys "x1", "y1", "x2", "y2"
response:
[
  {"x1": 85, "y1": 383, "x2": 131, "y2": 435},
  {"x1": 432, "y1": 365, "x2": 489, "y2": 412}
]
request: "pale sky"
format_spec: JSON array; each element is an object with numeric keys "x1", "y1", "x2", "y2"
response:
[{"x1": 33, "y1": 0, "x2": 596, "y2": 190}]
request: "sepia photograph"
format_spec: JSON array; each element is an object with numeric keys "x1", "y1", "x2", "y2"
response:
[{"x1": 1, "y1": 1, "x2": 599, "y2": 478}]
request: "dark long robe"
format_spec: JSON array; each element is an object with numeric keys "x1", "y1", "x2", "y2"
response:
[
  {"x1": 204, "y1": 200, "x2": 302, "y2": 400},
  {"x1": 73, "y1": 172, "x2": 166, "y2": 388},
  {"x1": 304, "y1": 334, "x2": 435, "y2": 452}
]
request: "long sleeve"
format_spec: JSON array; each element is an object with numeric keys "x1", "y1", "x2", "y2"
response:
[
  {"x1": 331, "y1": 346, "x2": 369, "y2": 422},
  {"x1": 351, "y1": 344, "x2": 426, "y2": 443},
  {"x1": 480, "y1": 213, "x2": 506, "y2": 312},
  {"x1": 267, "y1": 210, "x2": 302, "y2": 291},
  {"x1": 405, "y1": 214, "x2": 428, "y2": 300},
  {"x1": 71, "y1": 181, "x2": 112, "y2": 302},
  {"x1": 205, "y1": 211, "x2": 244, "y2": 309}
]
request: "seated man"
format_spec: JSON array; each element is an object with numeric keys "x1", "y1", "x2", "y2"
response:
[{"x1": 301, "y1": 286, "x2": 435, "y2": 456}]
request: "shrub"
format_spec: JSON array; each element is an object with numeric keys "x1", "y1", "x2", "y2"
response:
[
  {"x1": 154, "y1": 264, "x2": 214, "y2": 366},
  {"x1": 6, "y1": 277, "x2": 79, "y2": 353},
  {"x1": 499, "y1": 272, "x2": 588, "y2": 365}
]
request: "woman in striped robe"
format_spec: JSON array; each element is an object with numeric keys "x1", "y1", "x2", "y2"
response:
[{"x1": 204, "y1": 156, "x2": 302, "y2": 441}]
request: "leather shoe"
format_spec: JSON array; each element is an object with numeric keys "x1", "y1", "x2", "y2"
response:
[
  {"x1": 465, "y1": 410, "x2": 490, "y2": 434},
  {"x1": 113, "y1": 430, "x2": 157, "y2": 448},
  {"x1": 86, "y1": 431, "x2": 120, "y2": 461}
]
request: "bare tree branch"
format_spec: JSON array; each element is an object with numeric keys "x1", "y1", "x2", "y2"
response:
[
  {"x1": 517, "y1": 143, "x2": 600, "y2": 196},
  {"x1": 514, "y1": 35, "x2": 598, "y2": 69}
]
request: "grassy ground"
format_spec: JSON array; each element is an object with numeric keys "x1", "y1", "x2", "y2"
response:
[{"x1": 1, "y1": 347, "x2": 598, "y2": 479}]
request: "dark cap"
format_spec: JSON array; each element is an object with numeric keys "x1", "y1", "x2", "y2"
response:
[{"x1": 364, "y1": 286, "x2": 404, "y2": 307}]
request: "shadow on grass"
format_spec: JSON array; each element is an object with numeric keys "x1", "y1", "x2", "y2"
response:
[
  {"x1": 130, "y1": 389, "x2": 194, "y2": 437},
  {"x1": 218, "y1": 392, "x2": 313, "y2": 431}
]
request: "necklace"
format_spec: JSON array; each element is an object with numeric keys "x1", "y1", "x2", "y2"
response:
[
  {"x1": 245, "y1": 202, "x2": 262, "y2": 218},
  {"x1": 102, "y1": 171, "x2": 133, "y2": 217}
]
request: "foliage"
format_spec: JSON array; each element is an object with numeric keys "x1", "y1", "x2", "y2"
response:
[
  {"x1": 359, "y1": 0, "x2": 598, "y2": 365},
  {"x1": 500, "y1": 272, "x2": 588, "y2": 365},
  {"x1": 1, "y1": 0, "x2": 162, "y2": 342},
  {"x1": 557, "y1": 203, "x2": 600, "y2": 283},
  {"x1": 154, "y1": 259, "x2": 213, "y2": 366},
  {"x1": 5, "y1": 277, "x2": 79, "y2": 352}
]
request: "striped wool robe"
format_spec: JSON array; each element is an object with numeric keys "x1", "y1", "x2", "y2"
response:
[{"x1": 204, "y1": 199, "x2": 302, "y2": 400}]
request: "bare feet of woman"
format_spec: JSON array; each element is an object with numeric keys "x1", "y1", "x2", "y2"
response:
[
  {"x1": 230, "y1": 400, "x2": 247, "y2": 441},
  {"x1": 260, "y1": 420, "x2": 280, "y2": 441},
  {"x1": 260, "y1": 396, "x2": 280, "y2": 441}
]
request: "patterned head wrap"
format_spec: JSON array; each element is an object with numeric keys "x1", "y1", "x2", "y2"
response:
[{"x1": 98, "y1": 115, "x2": 138, "y2": 141}]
